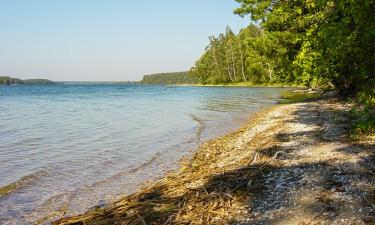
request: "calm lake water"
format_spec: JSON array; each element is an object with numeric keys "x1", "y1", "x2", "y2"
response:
[{"x1": 0, "y1": 84, "x2": 288, "y2": 224}]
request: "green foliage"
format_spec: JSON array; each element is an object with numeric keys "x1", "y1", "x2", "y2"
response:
[
  {"x1": 356, "y1": 79, "x2": 375, "y2": 108},
  {"x1": 191, "y1": 25, "x2": 275, "y2": 84},
  {"x1": 279, "y1": 91, "x2": 320, "y2": 104},
  {"x1": 140, "y1": 72, "x2": 197, "y2": 85},
  {"x1": 0, "y1": 76, "x2": 54, "y2": 85},
  {"x1": 192, "y1": 0, "x2": 374, "y2": 106},
  {"x1": 349, "y1": 107, "x2": 375, "y2": 139},
  {"x1": 233, "y1": 0, "x2": 374, "y2": 100},
  {"x1": 0, "y1": 76, "x2": 22, "y2": 85}
]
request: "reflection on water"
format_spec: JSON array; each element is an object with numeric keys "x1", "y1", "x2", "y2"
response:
[{"x1": 0, "y1": 84, "x2": 288, "y2": 224}]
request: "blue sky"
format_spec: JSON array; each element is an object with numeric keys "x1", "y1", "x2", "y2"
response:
[{"x1": 0, "y1": 0, "x2": 249, "y2": 81}]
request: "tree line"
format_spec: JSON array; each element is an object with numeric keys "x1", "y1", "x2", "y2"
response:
[
  {"x1": 191, "y1": 0, "x2": 374, "y2": 105},
  {"x1": 0, "y1": 76, "x2": 55, "y2": 85},
  {"x1": 141, "y1": 72, "x2": 197, "y2": 84}
]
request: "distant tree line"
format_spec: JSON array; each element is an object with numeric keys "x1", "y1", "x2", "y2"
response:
[
  {"x1": 0, "y1": 76, "x2": 55, "y2": 85},
  {"x1": 141, "y1": 72, "x2": 197, "y2": 84},
  {"x1": 190, "y1": 0, "x2": 374, "y2": 105}
]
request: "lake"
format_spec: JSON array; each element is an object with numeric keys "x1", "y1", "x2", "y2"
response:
[{"x1": 0, "y1": 84, "x2": 288, "y2": 224}]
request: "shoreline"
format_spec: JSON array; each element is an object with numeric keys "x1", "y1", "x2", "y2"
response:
[
  {"x1": 55, "y1": 96, "x2": 374, "y2": 225},
  {"x1": 168, "y1": 83, "x2": 306, "y2": 88},
  {"x1": 1, "y1": 85, "x2": 291, "y2": 225},
  {"x1": 54, "y1": 103, "x2": 282, "y2": 224}
]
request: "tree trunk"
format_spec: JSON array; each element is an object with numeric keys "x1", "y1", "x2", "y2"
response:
[
  {"x1": 266, "y1": 63, "x2": 273, "y2": 81},
  {"x1": 224, "y1": 45, "x2": 234, "y2": 82},
  {"x1": 229, "y1": 41, "x2": 237, "y2": 81},
  {"x1": 239, "y1": 44, "x2": 247, "y2": 82},
  {"x1": 211, "y1": 45, "x2": 222, "y2": 79},
  {"x1": 227, "y1": 64, "x2": 233, "y2": 82}
]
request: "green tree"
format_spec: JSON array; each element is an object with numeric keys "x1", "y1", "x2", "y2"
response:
[{"x1": 234, "y1": 0, "x2": 375, "y2": 96}]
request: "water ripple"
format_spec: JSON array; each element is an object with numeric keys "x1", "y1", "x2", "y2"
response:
[{"x1": 0, "y1": 84, "x2": 289, "y2": 224}]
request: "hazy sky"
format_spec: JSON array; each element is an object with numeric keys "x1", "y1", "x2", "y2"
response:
[{"x1": 0, "y1": 0, "x2": 249, "y2": 81}]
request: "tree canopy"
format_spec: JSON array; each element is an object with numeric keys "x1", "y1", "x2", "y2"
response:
[{"x1": 191, "y1": 0, "x2": 374, "y2": 105}]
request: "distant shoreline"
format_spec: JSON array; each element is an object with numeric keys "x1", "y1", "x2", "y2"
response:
[
  {"x1": 0, "y1": 76, "x2": 55, "y2": 85},
  {"x1": 0, "y1": 79, "x2": 306, "y2": 88}
]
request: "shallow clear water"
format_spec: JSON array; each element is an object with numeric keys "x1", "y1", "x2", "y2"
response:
[{"x1": 0, "y1": 84, "x2": 288, "y2": 224}]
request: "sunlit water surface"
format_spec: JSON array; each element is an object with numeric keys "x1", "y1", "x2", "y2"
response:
[{"x1": 0, "y1": 84, "x2": 289, "y2": 224}]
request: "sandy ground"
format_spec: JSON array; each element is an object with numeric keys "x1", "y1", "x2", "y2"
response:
[
  {"x1": 236, "y1": 98, "x2": 375, "y2": 225},
  {"x1": 56, "y1": 97, "x2": 375, "y2": 225}
]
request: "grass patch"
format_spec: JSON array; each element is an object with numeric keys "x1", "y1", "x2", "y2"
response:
[
  {"x1": 349, "y1": 106, "x2": 375, "y2": 140},
  {"x1": 279, "y1": 90, "x2": 321, "y2": 104}
]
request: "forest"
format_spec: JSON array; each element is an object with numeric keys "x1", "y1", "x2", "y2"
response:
[
  {"x1": 191, "y1": 0, "x2": 374, "y2": 106},
  {"x1": 0, "y1": 76, "x2": 55, "y2": 85},
  {"x1": 141, "y1": 72, "x2": 197, "y2": 84}
]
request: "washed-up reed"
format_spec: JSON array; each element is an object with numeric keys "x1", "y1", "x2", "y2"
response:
[{"x1": 55, "y1": 109, "x2": 279, "y2": 225}]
